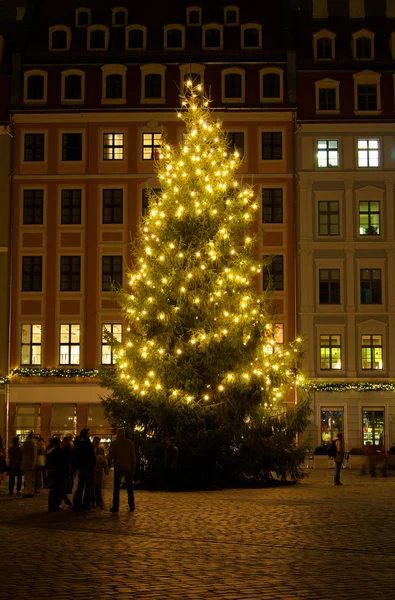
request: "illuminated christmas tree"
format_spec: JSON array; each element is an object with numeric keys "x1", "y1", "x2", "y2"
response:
[{"x1": 101, "y1": 85, "x2": 310, "y2": 485}]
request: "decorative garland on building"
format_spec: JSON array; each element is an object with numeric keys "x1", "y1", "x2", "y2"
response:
[
  {"x1": 310, "y1": 381, "x2": 395, "y2": 393},
  {"x1": 11, "y1": 367, "x2": 100, "y2": 379}
]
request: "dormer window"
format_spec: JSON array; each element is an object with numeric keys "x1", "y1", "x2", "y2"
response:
[
  {"x1": 179, "y1": 63, "x2": 205, "y2": 90},
  {"x1": 62, "y1": 70, "x2": 85, "y2": 104},
  {"x1": 353, "y1": 30, "x2": 375, "y2": 60},
  {"x1": 49, "y1": 26, "x2": 71, "y2": 51},
  {"x1": 241, "y1": 24, "x2": 261, "y2": 49},
  {"x1": 88, "y1": 26, "x2": 109, "y2": 51},
  {"x1": 313, "y1": 30, "x2": 336, "y2": 61},
  {"x1": 317, "y1": 38, "x2": 332, "y2": 58},
  {"x1": 75, "y1": 8, "x2": 91, "y2": 27},
  {"x1": 203, "y1": 25, "x2": 223, "y2": 50},
  {"x1": 101, "y1": 64, "x2": 127, "y2": 104},
  {"x1": 126, "y1": 25, "x2": 146, "y2": 50},
  {"x1": 164, "y1": 25, "x2": 185, "y2": 50},
  {"x1": 112, "y1": 7, "x2": 128, "y2": 27},
  {"x1": 187, "y1": 7, "x2": 202, "y2": 26},
  {"x1": 24, "y1": 70, "x2": 48, "y2": 104},
  {"x1": 357, "y1": 37, "x2": 372, "y2": 58},
  {"x1": 224, "y1": 6, "x2": 239, "y2": 25}
]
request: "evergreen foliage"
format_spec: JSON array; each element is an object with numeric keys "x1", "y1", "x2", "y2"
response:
[{"x1": 100, "y1": 85, "x2": 311, "y2": 487}]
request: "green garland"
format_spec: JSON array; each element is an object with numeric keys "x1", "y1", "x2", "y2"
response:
[{"x1": 310, "y1": 381, "x2": 395, "y2": 392}]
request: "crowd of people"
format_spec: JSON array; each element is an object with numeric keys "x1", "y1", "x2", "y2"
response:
[{"x1": 0, "y1": 428, "x2": 179, "y2": 512}]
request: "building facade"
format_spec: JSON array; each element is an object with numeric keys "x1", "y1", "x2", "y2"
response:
[
  {"x1": 5, "y1": 0, "x2": 297, "y2": 441},
  {"x1": 297, "y1": 0, "x2": 395, "y2": 450}
]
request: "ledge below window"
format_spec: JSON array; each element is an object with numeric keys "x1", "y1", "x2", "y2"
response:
[
  {"x1": 140, "y1": 97, "x2": 166, "y2": 104},
  {"x1": 354, "y1": 110, "x2": 382, "y2": 116}
]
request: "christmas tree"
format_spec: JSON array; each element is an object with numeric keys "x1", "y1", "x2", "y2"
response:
[{"x1": 101, "y1": 85, "x2": 310, "y2": 486}]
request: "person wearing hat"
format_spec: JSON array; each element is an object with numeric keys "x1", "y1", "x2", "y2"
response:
[{"x1": 73, "y1": 428, "x2": 95, "y2": 511}]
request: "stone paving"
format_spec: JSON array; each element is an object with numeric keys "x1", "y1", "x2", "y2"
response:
[{"x1": 0, "y1": 466, "x2": 395, "y2": 600}]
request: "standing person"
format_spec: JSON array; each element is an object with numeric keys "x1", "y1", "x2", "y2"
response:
[
  {"x1": 107, "y1": 427, "x2": 136, "y2": 513},
  {"x1": 333, "y1": 432, "x2": 344, "y2": 486},
  {"x1": 93, "y1": 436, "x2": 105, "y2": 457},
  {"x1": 8, "y1": 437, "x2": 22, "y2": 495},
  {"x1": 93, "y1": 452, "x2": 109, "y2": 508},
  {"x1": 35, "y1": 437, "x2": 46, "y2": 494},
  {"x1": 21, "y1": 432, "x2": 37, "y2": 498},
  {"x1": 46, "y1": 437, "x2": 69, "y2": 512},
  {"x1": 165, "y1": 437, "x2": 179, "y2": 491},
  {"x1": 0, "y1": 436, "x2": 6, "y2": 493},
  {"x1": 73, "y1": 428, "x2": 95, "y2": 512},
  {"x1": 61, "y1": 437, "x2": 73, "y2": 507}
]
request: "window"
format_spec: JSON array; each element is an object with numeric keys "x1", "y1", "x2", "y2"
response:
[
  {"x1": 357, "y1": 85, "x2": 377, "y2": 111},
  {"x1": 103, "y1": 189, "x2": 123, "y2": 224},
  {"x1": 101, "y1": 323, "x2": 122, "y2": 365},
  {"x1": 263, "y1": 73, "x2": 280, "y2": 98},
  {"x1": 317, "y1": 140, "x2": 339, "y2": 168},
  {"x1": 359, "y1": 201, "x2": 380, "y2": 236},
  {"x1": 14, "y1": 405, "x2": 40, "y2": 436},
  {"x1": 27, "y1": 75, "x2": 44, "y2": 100},
  {"x1": 103, "y1": 133, "x2": 124, "y2": 161},
  {"x1": 362, "y1": 409, "x2": 384, "y2": 446},
  {"x1": 21, "y1": 324, "x2": 42, "y2": 365},
  {"x1": 60, "y1": 256, "x2": 81, "y2": 292},
  {"x1": 59, "y1": 324, "x2": 80, "y2": 365},
  {"x1": 126, "y1": 26, "x2": 146, "y2": 49},
  {"x1": 225, "y1": 132, "x2": 244, "y2": 157},
  {"x1": 24, "y1": 134, "x2": 45, "y2": 162},
  {"x1": 203, "y1": 25, "x2": 222, "y2": 49},
  {"x1": 274, "y1": 324, "x2": 284, "y2": 344},
  {"x1": 64, "y1": 74, "x2": 82, "y2": 100},
  {"x1": 317, "y1": 37, "x2": 332, "y2": 59},
  {"x1": 23, "y1": 190, "x2": 43, "y2": 225},
  {"x1": 145, "y1": 74, "x2": 162, "y2": 98},
  {"x1": 357, "y1": 139, "x2": 379, "y2": 168},
  {"x1": 187, "y1": 7, "x2": 201, "y2": 26},
  {"x1": 102, "y1": 256, "x2": 123, "y2": 291},
  {"x1": 184, "y1": 72, "x2": 201, "y2": 86},
  {"x1": 224, "y1": 6, "x2": 239, "y2": 24},
  {"x1": 62, "y1": 133, "x2": 82, "y2": 161},
  {"x1": 360, "y1": 269, "x2": 381, "y2": 304},
  {"x1": 319, "y1": 88, "x2": 336, "y2": 110},
  {"x1": 318, "y1": 201, "x2": 339, "y2": 236},
  {"x1": 142, "y1": 188, "x2": 160, "y2": 217},
  {"x1": 165, "y1": 26, "x2": 184, "y2": 50},
  {"x1": 315, "y1": 78, "x2": 340, "y2": 113},
  {"x1": 261, "y1": 132, "x2": 282, "y2": 160},
  {"x1": 51, "y1": 30, "x2": 67, "y2": 50},
  {"x1": 321, "y1": 409, "x2": 343, "y2": 446},
  {"x1": 224, "y1": 72, "x2": 243, "y2": 100},
  {"x1": 76, "y1": 8, "x2": 91, "y2": 27},
  {"x1": 142, "y1": 132, "x2": 161, "y2": 160},
  {"x1": 88, "y1": 26, "x2": 108, "y2": 50},
  {"x1": 320, "y1": 334, "x2": 342, "y2": 370},
  {"x1": 101, "y1": 65, "x2": 126, "y2": 104},
  {"x1": 106, "y1": 74, "x2": 122, "y2": 99},
  {"x1": 263, "y1": 255, "x2": 284, "y2": 291},
  {"x1": 242, "y1": 26, "x2": 261, "y2": 49},
  {"x1": 356, "y1": 37, "x2": 372, "y2": 59},
  {"x1": 22, "y1": 256, "x2": 42, "y2": 292},
  {"x1": 112, "y1": 7, "x2": 128, "y2": 27},
  {"x1": 262, "y1": 189, "x2": 283, "y2": 223},
  {"x1": 361, "y1": 335, "x2": 383, "y2": 370},
  {"x1": 141, "y1": 64, "x2": 166, "y2": 103},
  {"x1": 319, "y1": 269, "x2": 340, "y2": 304},
  {"x1": 61, "y1": 189, "x2": 82, "y2": 225},
  {"x1": 179, "y1": 63, "x2": 205, "y2": 90},
  {"x1": 50, "y1": 403, "x2": 77, "y2": 433}
]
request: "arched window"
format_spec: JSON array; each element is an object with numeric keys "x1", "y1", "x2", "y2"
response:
[
  {"x1": 224, "y1": 6, "x2": 239, "y2": 25},
  {"x1": 112, "y1": 7, "x2": 128, "y2": 27},
  {"x1": 166, "y1": 29, "x2": 182, "y2": 48},
  {"x1": 179, "y1": 63, "x2": 205, "y2": 90},
  {"x1": 203, "y1": 25, "x2": 222, "y2": 49},
  {"x1": 187, "y1": 7, "x2": 201, "y2": 26},
  {"x1": 106, "y1": 74, "x2": 122, "y2": 99},
  {"x1": 126, "y1": 26, "x2": 146, "y2": 50},
  {"x1": 101, "y1": 65, "x2": 127, "y2": 104},
  {"x1": 27, "y1": 75, "x2": 44, "y2": 100},
  {"x1": 88, "y1": 26, "x2": 109, "y2": 51},
  {"x1": 224, "y1": 73, "x2": 242, "y2": 98},
  {"x1": 262, "y1": 73, "x2": 280, "y2": 98},
  {"x1": 352, "y1": 30, "x2": 375, "y2": 60},
  {"x1": 65, "y1": 74, "x2": 82, "y2": 100},
  {"x1": 52, "y1": 30, "x2": 67, "y2": 49},
  {"x1": 75, "y1": 8, "x2": 91, "y2": 27},
  {"x1": 140, "y1": 64, "x2": 166, "y2": 104},
  {"x1": 145, "y1": 74, "x2": 162, "y2": 98},
  {"x1": 242, "y1": 25, "x2": 261, "y2": 49}
]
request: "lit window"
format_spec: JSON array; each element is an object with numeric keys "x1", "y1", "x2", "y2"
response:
[
  {"x1": 359, "y1": 201, "x2": 380, "y2": 236},
  {"x1": 361, "y1": 335, "x2": 383, "y2": 370},
  {"x1": 321, "y1": 409, "x2": 343, "y2": 445},
  {"x1": 320, "y1": 334, "x2": 342, "y2": 370},
  {"x1": 60, "y1": 324, "x2": 80, "y2": 365},
  {"x1": 274, "y1": 324, "x2": 284, "y2": 344},
  {"x1": 142, "y1": 132, "x2": 161, "y2": 160},
  {"x1": 103, "y1": 133, "x2": 124, "y2": 160},
  {"x1": 357, "y1": 139, "x2": 379, "y2": 168},
  {"x1": 360, "y1": 269, "x2": 382, "y2": 304},
  {"x1": 317, "y1": 139, "x2": 339, "y2": 168},
  {"x1": 101, "y1": 323, "x2": 122, "y2": 365},
  {"x1": 21, "y1": 324, "x2": 42, "y2": 365},
  {"x1": 318, "y1": 201, "x2": 339, "y2": 236}
]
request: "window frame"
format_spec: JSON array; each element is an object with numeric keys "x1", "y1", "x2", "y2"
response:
[
  {"x1": 87, "y1": 25, "x2": 109, "y2": 51},
  {"x1": 357, "y1": 138, "x2": 380, "y2": 169},
  {"x1": 353, "y1": 71, "x2": 381, "y2": 115},
  {"x1": 319, "y1": 334, "x2": 342, "y2": 371},
  {"x1": 101, "y1": 323, "x2": 122, "y2": 365},
  {"x1": 164, "y1": 24, "x2": 185, "y2": 50},
  {"x1": 49, "y1": 25, "x2": 71, "y2": 51},
  {"x1": 61, "y1": 69, "x2": 85, "y2": 104},
  {"x1": 313, "y1": 29, "x2": 336, "y2": 60},
  {"x1": 60, "y1": 188, "x2": 82, "y2": 225},
  {"x1": 101, "y1": 64, "x2": 127, "y2": 105},
  {"x1": 24, "y1": 69, "x2": 48, "y2": 105},
  {"x1": 260, "y1": 68, "x2": 283, "y2": 103},
  {"x1": 20, "y1": 323, "x2": 42, "y2": 366},
  {"x1": 241, "y1": 23, "x2": 262, "y2": 50},
  {"x1": 187, "y1": 6, "x2": 202, "y2": 26},
  {"x1": 179, "y1": 63, "x2": 205, "y2": 90},
  {"x1": 59, "y1": 323, "x2": 81, "y2": 366},
  {"x1": 263, "y1": 255, "x2": 284, "y2": 292},
  {"x1": 60, "y1": 255, "x2": 81, "y2": 292},
  {"x1": 315, "y1": 78, "x2": 340, "y2": 114},
  {"x1": 112, "y1": 7, "x2": 128, "y2": 27},
  {"x1": 361, "y1": 334, "x2": 383, "y2": 370},
  {"x1": 102, "y1": 188, "x2": 124, "y2": 224},
  {"x1": 221, "y1": 67, "x2": 245, "y2": 104},
  {"x1": 61, "y1": 132, "x2": 84, "y2": 163},
  {"x1": 101, "y1": 255, "x2": 123, "y2": 292},
  {"x1": 261, "y1": 187, "x2": 284, "y2": 224},
  {"x1": 140, "y1": 64, "x2": 166, "y2": 104},
  {"x1": 260, "y1": 130, "x2": 283, "y2": 162},
  {"x1": 352, "y1": 30, "x2": 375, "y2": 61},
  {"x1": 125, "y1": 25, "x2": 147, "y2": 50},
  {"x1": 21, "y1": 256, "x2": 42, "y2": 292},
  {"x1": 75, "y1": 7, "x2": 91, "y2": 28},
  {"x1": 318, "y1": 268, "x2": 341, "y2": 305},
  {"x1": 22, "y1": 188, "x2": 44, "y2": 225},
  {"x1": 224, "y1": 6, "x2": 239, "y2": 26},
  {"x1": 202, "y1": 24, "x2": 223, "y2": 50}
]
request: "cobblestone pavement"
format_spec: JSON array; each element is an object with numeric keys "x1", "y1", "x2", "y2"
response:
[{"x1": 1, "y1": 467, "x2": 395, "y2": 600}]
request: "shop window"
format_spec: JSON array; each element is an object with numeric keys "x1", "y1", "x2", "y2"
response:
[
  {"x1": 317, "y1": 139, "x2": 339, "y2": 168},
  {"x1": 360, "y1": 268, "x2": 381, "y2": 304},
  {"x1": 50, "y1": 403, "x2": 77, "y2": 433},
  {"x1": 362, "y1": 409, "x2": 384, "y2": 446},
  {"x1": 142, "y1": 132, "x2": 162, "y2": 160},
  {"x1": 101, "y1": 323, "x2": 122, "y2": 364},
  {"x1": 321, "y1": 409, "x2": 343, "y2": 446},
  {"x1": 225, "y1": 132, "x2": 244, "y2": 157},
  {"x1": 59, "y1": 324, "x2": 80, "y2": 365},
  {"x1": 318, "y1": 201, "x2": 339, "y2": 236},
  {"x1": 142, "y1": 188, "x2": 161, "y2": 217},
  {"x1": 102, "y1": 256, "x2": 123, "y2": 291},
  {"x1": 62, "y1": 133, "x2": 82, "y2": 161},
  {"x1": 103, "y1": 133, "x2": 124, "y2": 160},
  {"x1": 319, "y1": 269, "x2": 340, "y2": 304},
  {"x1": 21, "y1": 324, "x2": 42, "y2": 365},
  {"x1": 359, "y1": 201, "x2": 380, "y2": 236},
  {"x1": 261, "y1": 132, "x2": 282, "y2": 160},
  {"x1": 361, "y1": 335, "x2": 383, "y2": 369},
  {"x1": 14, "y1": 405, "x2": 40, "y2": 434},
  {"x1": 24, "y1": 133, "x2": 45, "y2": 162},
  {"x1": 60, "y1": 256, "x2": 81, "y2": 291},
  {"x1": 320, "y1": 334, "x2": 342, "y2": 370},
  {"x1": 102, "y1": 189, "x2": 123, "y2": 224},
  {"x1": 61, "y1": 190, "x2": 82, "y2": 225},
  {"x1": 87, "y1": 404, "x2": 111, "y2": 433},
  {"x1": 357, "y1": 139, "x2": 379, "y2": 167},
  {"x1": 263, "y1": 255, "x2": 284, "y2": 291},
  {"x1": 262, "y1": 189, "x2": 283, "y2": 224},
  {"x1": 22, "y1": 256, "x2": 42, "y2": 292},
  {"x1": 23, "y1": 189, "x2": 43, "y2": 225}
]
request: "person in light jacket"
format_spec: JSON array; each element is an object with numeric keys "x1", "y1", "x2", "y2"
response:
[
  {"x1": 21, "y1": 432, "x2": 37, "y2": 498},
  {"x1": 333, "y1": 432, "x2": 344, "y2": 486},
  {"x1": 107, "y1": 427, "x2": 136, "y2": 513}
]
